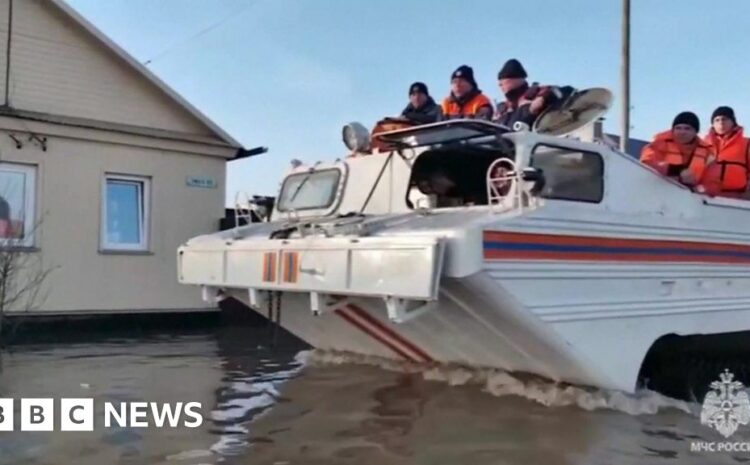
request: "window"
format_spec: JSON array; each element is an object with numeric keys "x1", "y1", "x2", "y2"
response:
[
  {"x1": 277, "y1": 169, "x2": 342, "y2": 212},
  {"x1": 0, "y1": 163, "x2": 36, "y2": 247},
  {"x1": 530, "y1": 145, "x2": 604, "y2": 203},
  {"x1": 101, "y1": 174, "x2": 150, "y2": 251}
]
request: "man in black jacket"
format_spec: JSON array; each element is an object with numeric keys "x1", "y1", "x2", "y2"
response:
[
  {"x1": 493, "y1": 59, "x2": 564, "y2": 130},
  {"x1": 400, "y1": 82, "x2": 440, "y2": 125}
]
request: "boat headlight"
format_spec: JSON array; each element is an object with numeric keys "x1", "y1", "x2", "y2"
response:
[{"x1": 342, "y1": 122, "x2": 371, "y2": 153}]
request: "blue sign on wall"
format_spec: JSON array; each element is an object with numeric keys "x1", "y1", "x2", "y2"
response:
[{"x1": 186, "y1": 176, "x2": 217, "y2": 189}]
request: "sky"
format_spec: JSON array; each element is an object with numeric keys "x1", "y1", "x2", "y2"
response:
[{"x1": 66, "y1": 0, "x2": 750, "y2": 204}]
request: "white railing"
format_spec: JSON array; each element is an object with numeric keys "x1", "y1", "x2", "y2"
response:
[{"x1": 233, "y1": 191, "x2": 269, "y2": 229}]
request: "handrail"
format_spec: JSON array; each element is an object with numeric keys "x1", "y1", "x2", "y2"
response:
[
  {"x1": 486, "y1": 158, "x2": 523, "y2": 213},
  {"x1": 233, "y1": 191, "x2": 267, "y2": 229}
]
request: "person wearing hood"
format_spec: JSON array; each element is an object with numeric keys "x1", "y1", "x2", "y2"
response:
[
  {"x1": 400, "y1": 82, "x2": 441, "y2": 125},
  {"x1": 698, "y1": 106, "x2": 750, "y2": 196},
  {"x1": 640, "y1": 111, "x2": 712, "y2": 187},
  {"x1": 493, "y1": 58, "x2": 562, "y2": 129},
  {"x1": 440, "y1": 65, "x2": 493, "y2": 120}
]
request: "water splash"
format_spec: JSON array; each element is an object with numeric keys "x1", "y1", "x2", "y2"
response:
[{"x1": 303, "y1": 349, "x2": 695, "y2": 416}]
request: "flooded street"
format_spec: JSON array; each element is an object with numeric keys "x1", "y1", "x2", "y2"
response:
[{"x1": 0, "y1": 324, "x2": 747, "y2": 465}]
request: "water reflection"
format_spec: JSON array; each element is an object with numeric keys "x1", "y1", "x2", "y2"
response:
[{"x1": 0, "y1": 325, "x2": 307, "y2": 465}]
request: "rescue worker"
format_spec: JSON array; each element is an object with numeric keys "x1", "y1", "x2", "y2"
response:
[
  {"x1": 440, "y1": 65, "x2": 493, "y2": 120},
  {"x1": 400, "y1": 82, "x2": 440, "y2": 125},
  {"x1": 493, "y1": 58, "x2": 562, "y2": 129},
  {"x1": 639, "y1": 111, "x2": 712, "y2": 187},
  {"x1": 699, "y1": 106, "x2": 750, "y2": 197}
]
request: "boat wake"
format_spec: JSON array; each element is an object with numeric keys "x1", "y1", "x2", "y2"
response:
[{"x1": 296, "y1": 349, "x2": 695, "y2": 417}]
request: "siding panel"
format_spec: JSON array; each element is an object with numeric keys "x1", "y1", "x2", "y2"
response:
[
  {"x1": 0, "y1": 0, "x2": 10, "y2": 105},
  {"x1": 7, "y1": 0, "x2": 213, "y2": 136}
]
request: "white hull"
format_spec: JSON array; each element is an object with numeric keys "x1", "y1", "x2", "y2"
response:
[
  {"x1": 224, "y1": 255, "x2": 750, "y2": 393},
  {"x1": 179, "y1": 124, "x2": 750, "y2": 394}
]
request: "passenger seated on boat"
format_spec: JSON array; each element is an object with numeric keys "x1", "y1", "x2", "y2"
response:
[
  {"x1": 410, "y1": 147, "x2": 502, "y2": 207},
  {"x1": 639, "y1": 111, "x2": 711, "y2": 188},
  {"x1": 399, "y1": 82, "x2": 441, "y2": 125},
  {"x1": 492, "y1": 59, "x2": 564, "y2": 129},
  {"x1": 698, "y1": 106, "x2": 750, "y2": 198},
  {"x1": 440, "y1": 65, "x2": 493, "y2": 121},
  {"x1": 369, "y1": 82, "x2": 447, "y2": 153}
]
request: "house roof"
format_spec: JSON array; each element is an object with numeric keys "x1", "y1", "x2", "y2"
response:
[{"x1": 49, "y1": 0, "x2": 243, "y2": 149}]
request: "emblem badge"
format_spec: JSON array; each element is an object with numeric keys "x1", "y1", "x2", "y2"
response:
[{"x1": 700, "y1": 369, "x2": 750, "y2": 438}]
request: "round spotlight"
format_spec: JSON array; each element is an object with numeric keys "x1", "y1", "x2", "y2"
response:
[{"x1": 342, "y1": 122, "x2": 371, "y2": 153}]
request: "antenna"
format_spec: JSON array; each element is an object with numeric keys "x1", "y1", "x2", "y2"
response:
[{"x1": 621, "y1": 0, "x2": 631, "y2": 153}]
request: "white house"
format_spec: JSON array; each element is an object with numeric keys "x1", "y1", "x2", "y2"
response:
[{"x1": 0, "y1": 0, "x2": 247, "y2": 315}]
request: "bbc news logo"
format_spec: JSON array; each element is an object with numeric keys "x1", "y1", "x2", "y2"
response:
[{"x1": 0, "y1": 399, "x2": 203, "y2": 431}]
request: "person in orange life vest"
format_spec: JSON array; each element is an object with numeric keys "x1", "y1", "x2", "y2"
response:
[
  {"x1": 440, "y1": 65, "x2": 493, "y2": 120},
  {"x1": 492, "y1": 58, "x2": 562, "y2": 129},
  {"x1": 698, "y1": 106, "x2": 750, "y2": 197},
  {"x1": 639, "y1": 111, "x2": 712, "y2": 187}
]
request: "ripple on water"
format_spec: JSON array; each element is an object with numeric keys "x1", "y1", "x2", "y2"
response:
[{"x1": 303, "y1": 349, "x2": 696, "y2": 416}]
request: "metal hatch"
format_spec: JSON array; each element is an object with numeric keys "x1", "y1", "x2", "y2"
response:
[
  {"x1": 533, "y1": 87, "x2": 613, "y2": 136},
  {"x1": 372, "y1": 119, "x2": 511, "y2": 149}
]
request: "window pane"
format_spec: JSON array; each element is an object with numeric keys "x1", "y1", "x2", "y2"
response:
[
  {"x1": 106, "y1": 181, "x2": 142, "y2": 245},
  {"x1": 277, "y1": 169, "x2": 341, "y2": 211},
  {"x1": 0, "y1": 170, "x2": 27, "y2": 239},
  {"x1": 531, "y1": 146, "x2": 604, "y2": 203}
]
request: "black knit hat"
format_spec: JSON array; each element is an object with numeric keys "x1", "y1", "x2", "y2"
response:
[
  {"x1": 451, "y1": 65, "x2": 477, "y2": 88},
  {"x1": 409, "y1": 82, "x2": 429, "y2": 96},
  {"x1": 498, "y1": 58, "x2": 527, "y2": 80},
  {"x1": 712, "y1": 106, "x2": 737, "y2": 125},
  {"x1": 672, "y1": 111, "x2": 700, "y2": 132}
]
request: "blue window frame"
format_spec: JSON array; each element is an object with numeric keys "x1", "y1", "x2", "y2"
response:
[{"x1": 101, "y1": 174, "x2": 150, "y2": 251}]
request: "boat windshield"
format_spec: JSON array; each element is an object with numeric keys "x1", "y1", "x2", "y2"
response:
[
  {"x1": 277, "y1": 168, "x2": 341, "y2": 212},
  {"x1": 530, "y1": 144, "x2": 604, "y2": 203}
]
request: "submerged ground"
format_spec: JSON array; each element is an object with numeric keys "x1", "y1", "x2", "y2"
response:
[{"x1": 0, "y1": 321, "x2": 746, "y2": 465}]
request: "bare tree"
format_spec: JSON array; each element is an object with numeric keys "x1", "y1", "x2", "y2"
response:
[{"x1": 0, "y1": 220, "x2": 55, "y2": 343}]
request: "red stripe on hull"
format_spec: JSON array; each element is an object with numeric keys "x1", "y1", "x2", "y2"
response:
[
  {"x1": 483, "y1": 230, "x2": 750, "y2": 254},
  {"x1": 334, "y1": 308, "x2": 416, "y2": 362},
  {"x1": 483, "y1": 249, "x2": 750, "y2": 263},
  {"x1": 346, "y1": 304, "x2": 434, "y2": 363}
]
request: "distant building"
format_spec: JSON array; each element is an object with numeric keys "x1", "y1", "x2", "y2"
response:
[
  {"x1": 574, "y1": 119, "x2": 647, "y2": 158},
  {"x1": 0, "y1": 0, "x2": 249, "y2": 315}
]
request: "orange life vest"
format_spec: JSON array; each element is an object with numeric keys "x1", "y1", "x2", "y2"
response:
[
  {"x1": 639, "y1": 130, "x2": 712, "y2": 181},
  {"x1": 441, "y1": 92, "x2": 492, "y2": 119},
  {"x1": 700, "y1": 127, "x2": 750, "y2": 194},
  {"x1": 368, "y1": 119, "x2": 414, "y2": 153}
]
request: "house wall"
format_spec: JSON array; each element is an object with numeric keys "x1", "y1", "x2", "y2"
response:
[
  {"x1": 0, "y1": 0, "x2": 216, "y2": 137},
  {"x1": 0, "y1": 125, "x2": 226, "y2": 314}
]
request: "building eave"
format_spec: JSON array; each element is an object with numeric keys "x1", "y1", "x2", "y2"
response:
[
  {"x1": 0, "y1": 106, "x2": 235, "y2": 146},
  {"x1": 0, "y1": 109, "x2": 239, "y2": 158}
]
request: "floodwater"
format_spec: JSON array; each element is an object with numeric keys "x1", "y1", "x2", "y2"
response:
[{"x1": 0, "y1": 324, "x2": 748, "y2": 465}]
